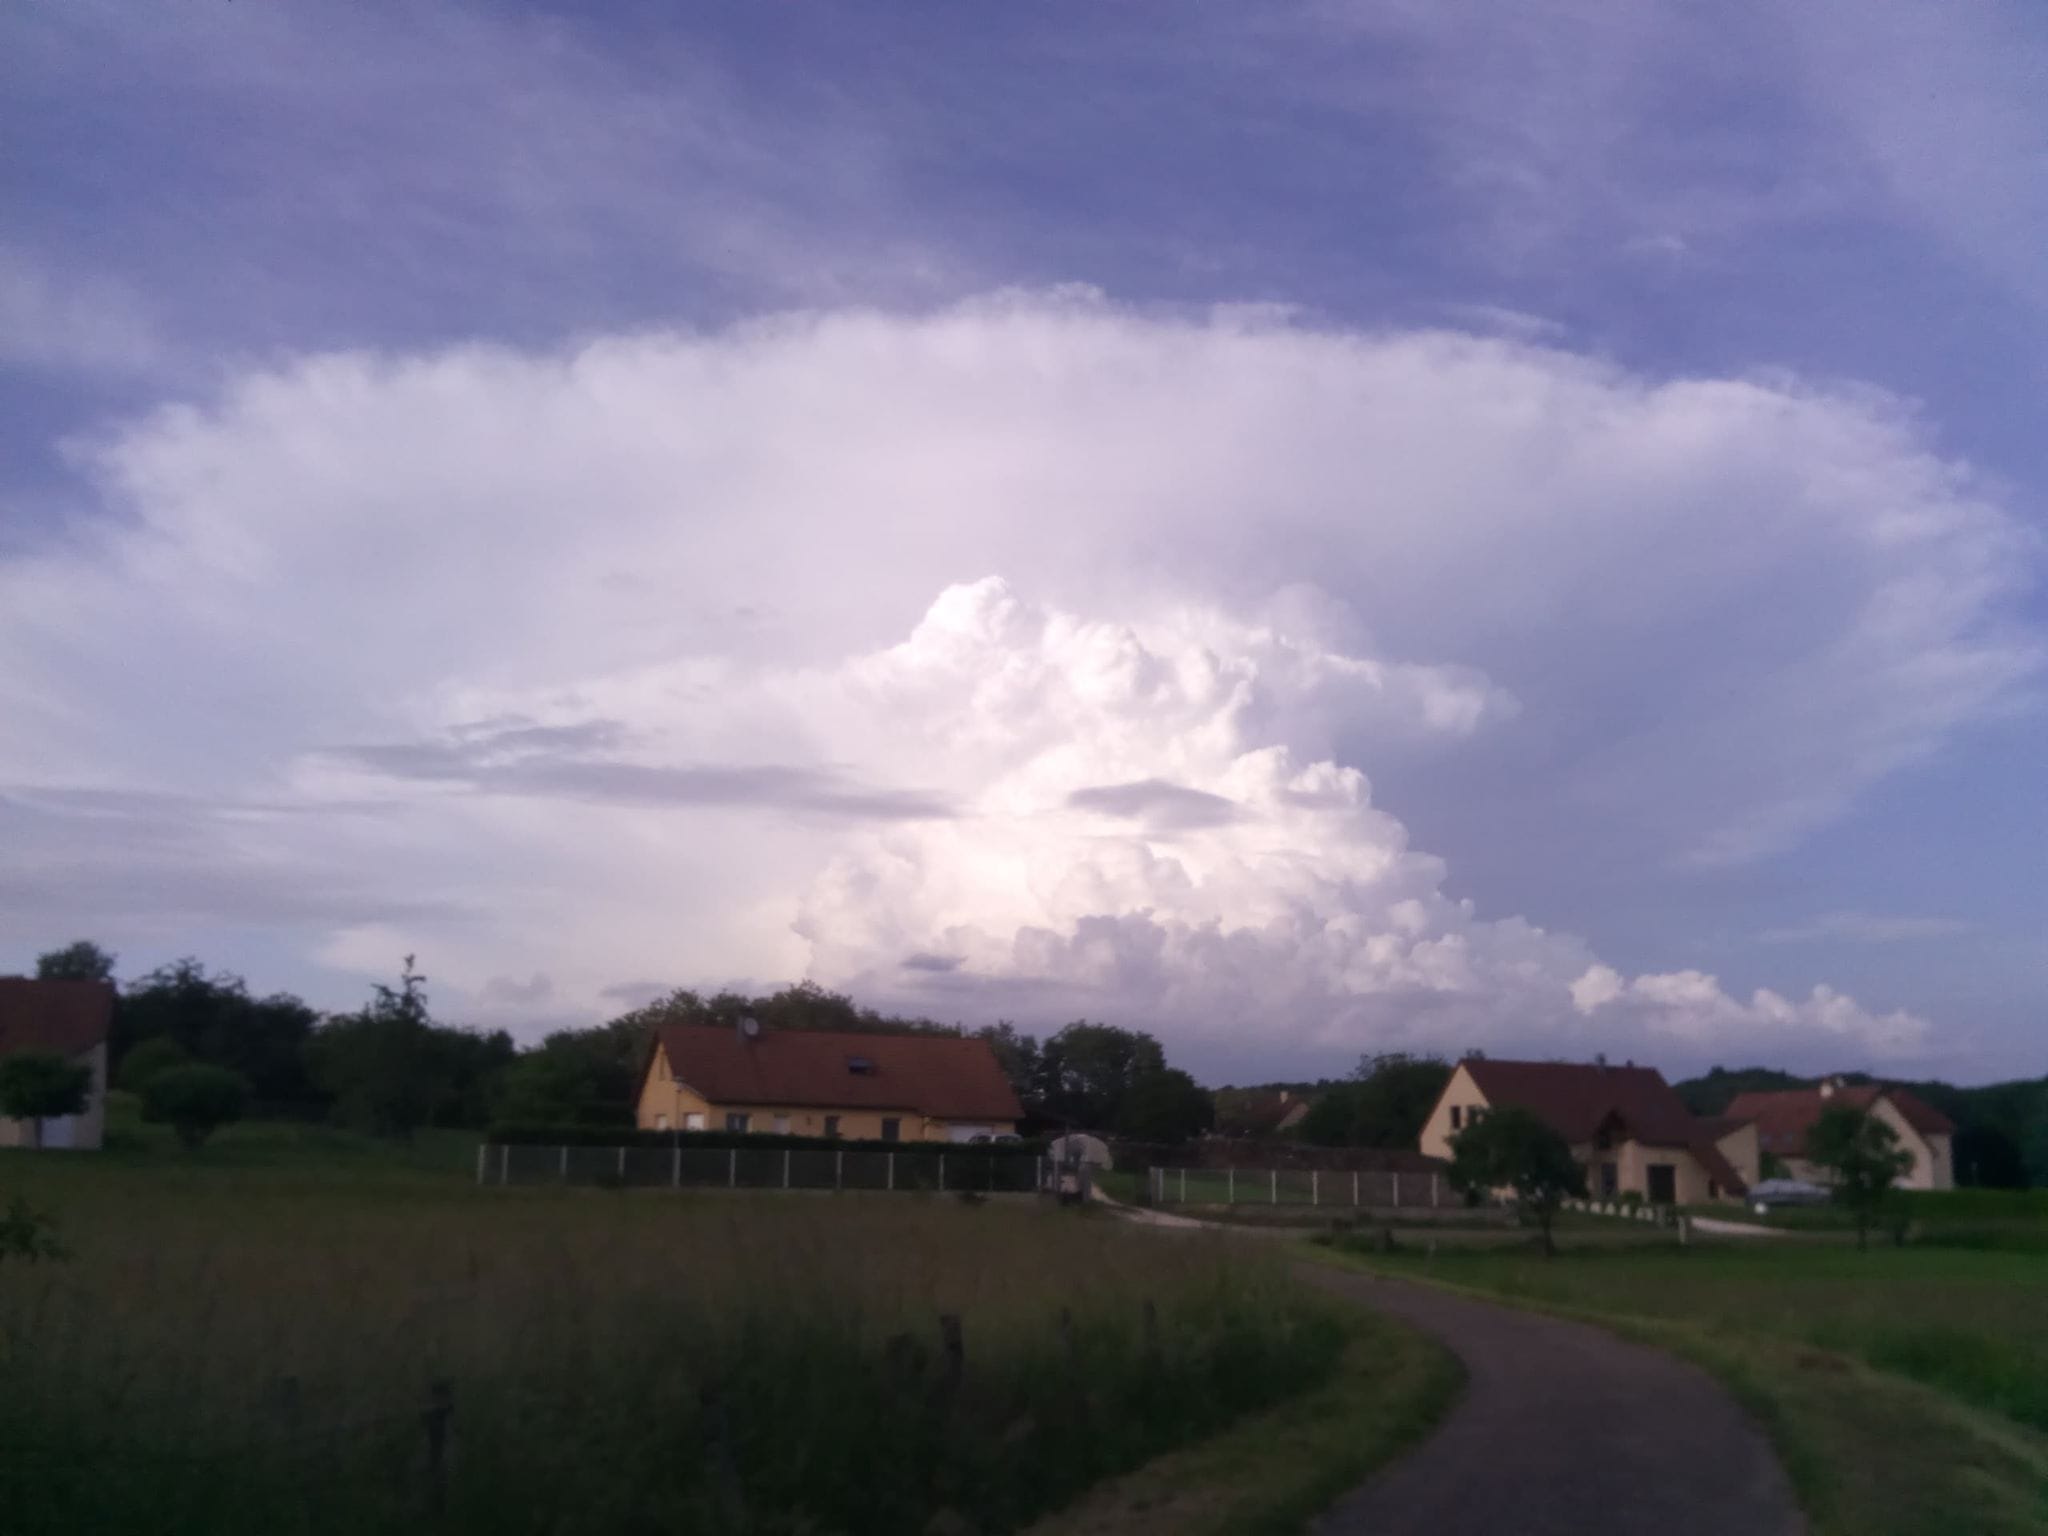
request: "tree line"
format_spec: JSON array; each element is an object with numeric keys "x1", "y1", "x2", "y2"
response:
[{"x1": 12, "y1": 942, "x2": 1218, "y2": 1146}]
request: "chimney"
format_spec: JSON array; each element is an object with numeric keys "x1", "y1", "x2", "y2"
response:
[
  {"x1": 1820, "y1": 1076, "x2": 1838, "y2": 1099},
  {"x1": 1279, "y1": 1089, "x2": 1291, "y2": 1104}
]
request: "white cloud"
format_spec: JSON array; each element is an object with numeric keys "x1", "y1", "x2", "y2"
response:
[{"x1": 0, "y1": 295, "x2": 2031, "y2": 1065}]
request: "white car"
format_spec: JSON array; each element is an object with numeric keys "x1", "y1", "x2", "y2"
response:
[{"x1": 1748, "y1": 1178, "x2": 1830, "y2": 1213}]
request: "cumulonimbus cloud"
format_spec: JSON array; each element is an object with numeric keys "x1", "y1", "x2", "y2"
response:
[{"x1": 0, "y1": 294, "x2": 2031, "y2": 1065}]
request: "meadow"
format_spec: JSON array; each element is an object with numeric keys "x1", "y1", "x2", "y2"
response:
[{"x1": 0, "y1": 1120, "x2": 1446, "y2": 1536}]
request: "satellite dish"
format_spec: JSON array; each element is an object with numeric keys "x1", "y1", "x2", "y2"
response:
[{"x1": 740, "y1": 1015, "x2": 761, "y2": 1039}]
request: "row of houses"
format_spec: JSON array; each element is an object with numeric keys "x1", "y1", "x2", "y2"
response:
[{"x1": 2, "y1": 976, "x2": 1957, "y2": 1202}]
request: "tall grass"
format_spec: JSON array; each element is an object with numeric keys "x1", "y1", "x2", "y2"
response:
[{"x1": 0, "y1": 1154, "x2": 1338, "y2": 1536}]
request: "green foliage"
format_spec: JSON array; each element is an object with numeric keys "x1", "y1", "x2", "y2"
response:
[
  {"x1": 1805, "y1": 1103, "x2": 1914, "y2": 1250},
  {"x1": 140, "y1": 1064, "x2": 250, "y2": 1149},
  {"x1": 0, "y1": 1051, "x2": 92, "y2": 1147},
  {"x1": 1299, "y1": 1053, "x2": 1452, "y2": 1148},
  {"x1": 1115, "y1": 1067, "x2": 1216, "y2": 1143},
  {"x1": 304, "y1": 957, "x2": 447, "y2": 1138},
  {"x1": 116, "y1": 1035, "x2": 191, "y2": 1095},
  {"x1": 119, "y1": 959, "x2": 320, "y2": 1105},
  {"x1": 1673, "y1": 1064, "x2": 1808, "y2": 1115},
  {"x1": 1446, "y1": 1105, "x2": 1586, "y2": 1254},
  {"x1": 34, "y1": 940, "x2": 116, "y2": 982},
  {"x1": 0, "y1": 1195, "x2": 68, "y2": 1265},
  {"x1": 1036, "y1": 1021, "x2": 1167, "y2": 1129},
  {"x1": 975, "y1": 1020, "x2": 1041, "y2": 1100}
]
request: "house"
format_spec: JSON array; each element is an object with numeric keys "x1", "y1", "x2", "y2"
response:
[
  {"x1": 1212, "y1": 1087, "x2": 1315, "y2": 1138},
  {"x1": 1725, "y1": 1078, "x2": 1955, "y2": 1191},
  {"x1": 1419, "y1": 1057, "x2": 1756, "y2": 1204},
  {"x1": 636, "y1": 1022, "x2": 1023, "y2": 1143},
  {"x1": 0, "y1": 978, "x2": 115, "y2": 1151}
]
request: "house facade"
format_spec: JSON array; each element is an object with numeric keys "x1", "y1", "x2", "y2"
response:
[
  {"x1": 1420, "y1": 1058, "x2": 1754, "y2": 1204},
  {"x1": 0, "y1": 978, "x2": 115, "y2": 1151},
  {"x1": 636, "y1": 1023, "x2": 1023, "y2": 1143},
  {"x1": 1725, "y1": 1079, "x2": 1955, "y2": 1190}
]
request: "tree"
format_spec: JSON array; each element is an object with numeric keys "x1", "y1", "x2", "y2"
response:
[
  {"x1": 1805, "y1": 1103, "x2": 1913, "y2": 1250},
  {"x1": 119, "y1": 960, "x2": 320, "y2": 1105},
  {"x1": 1299, "y1": 1053, "x2": 1452, "y2": 1148},
  {"x1": 117, "y1": 1036, "x2": 191, "y2": 1095},
  {"x1": 1035, "y1": 1022, "x2": 1166, "y2": 1129},
  {"x1": 975, "y1": 1022, "x2": 1042, "y2": 1104},
  {"x1": 141, "y1": 1064, "x2": 249, "y2": 1149},
  {"x1": 1447, "y1": 1106, "x2": 1586, "y2": 1256},
  {"x1": 35, "y1": 940, "x2": 116, "y2": 983},
  {"x1": 0, "y1": 1051, "x2": 93, "y2": 1149},
  {"x1": 304, "y1": 957, "x2": 446, "y2": 1138},
  {"x1": 1116, "y1": 1068, "x2": 1215, "y2": 1144}
]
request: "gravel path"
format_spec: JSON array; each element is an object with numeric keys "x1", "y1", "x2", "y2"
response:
[{"x1": 1303, "y1": 1266, "x2": 1804, "y2": 1536}]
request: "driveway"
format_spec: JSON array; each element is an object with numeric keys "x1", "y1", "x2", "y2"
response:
[{"x1": 1303, "y1": 1266, "x2": 1804, "y2": 1536}]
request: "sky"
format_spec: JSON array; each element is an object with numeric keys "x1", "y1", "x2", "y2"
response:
[{"x1": 3, "y1": 0, "x2": 2045, "y2": 1086}]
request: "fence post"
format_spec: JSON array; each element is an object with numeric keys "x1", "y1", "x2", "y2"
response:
[
  {"x1": 1312, "y1": 1170, "x2": 1319, "y2": 1206},
  {"x1": 617, "y1": 1146, "x2": 626, "y2": 1181},
  {"x1": 423, "y1": 1379, "x2": 453, "y2": 1519},
  {"x1": 1270, "y1": 1169, "x2": 1277, "y2": 1204},
  {"x1": 672, "y1": 1143, "x2": 681, "y2": 1189},
  {"x1": 888, "y1": 1152, "x2": 895, "y2": 1192},
  {"x1": 783, "y1": 1149, "x2": 791, "y2": 1190},
  {"x1": 1352, "y1": 1169, "x2": 1360, "y2": 1206},
  {"x1": 728, "y1": 1149, "x2": 736, "y2": 1190},
  {"x1": 938, "y1": 1313, "x2": 965, "y2": 1395},
  {"x1": 836, "y1": 1148, "x2": 844, "y2": 1191},
  {"x1": 475, "y1": 1144, "x2": 485, "y2": 1186},
  {"x1": 559, "y1": 1145, "x2": 569, "y2": 1182},
  {"x1": 499, "y1": 1143, "x2": 509, "y2": 1186},
  {"x1": 1432, "y1": 1172, "x2": 1441, "y2": 1207},
  {"x1": 1179, "y1": 1167, "x2": 1186, "y2": 1204},
  {"x1": 939, "y1": 1152, "x2": 946, "y2": 1192},
  {"x1": 1228, "y1": 1167, "x2": 1234, "y2": 1204},
  {"x1": 1393, "y1": 1171, "x2": 1401, "y2": 1207}
]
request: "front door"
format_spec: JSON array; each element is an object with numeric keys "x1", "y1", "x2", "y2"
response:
[
  {"x1": 1599, "y1": 1162, "x2": 1619, "y2": 1198},
  {"x1": 1647, "y1": 1164, "x2": 1677, "y2": 1204}
]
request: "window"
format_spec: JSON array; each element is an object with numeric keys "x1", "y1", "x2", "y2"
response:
[
  {"x1": 726, "y1": 1112, "x2": 751, "y2": 1133},
  {"x1": 847, "y1": 1055, "x2": 877, "y2": 1075},
  {"x1": 1599, "y1": 1163, "x2": 1618, "y2": 1198},
  {"x1": 1449, "y1": 1106, "x2": 1463, "y2": 1130},
  {"x1": 655, "y1": 1114, "x2": 670, "y2": 1131},
  {"x1": 824, "y1": 1115, "x2": 841, "y2": 1138},
  {"x1": 772, "y1": 1115, "x2": 791, "y2": 1135},
  {"x1": 683, "y1": 1112, "x2": 705, "y2": 1131},
  {"x1": 880, "y1": 1117, "x2": 902, "y2": 1142}
]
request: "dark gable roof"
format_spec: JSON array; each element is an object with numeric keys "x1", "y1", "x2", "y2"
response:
[
  {"x1": 653, "y1": 1025, "x2": 1023, "y2": 1122},
  {"x1": 1725, "y1": 1084, "x2": 1955, "y2": 1155},
  {"x1": 0, "y1": 978, "x2": 116, "y2": 1060},
  {"x1": 1461, "y1": 1057, "x2": 1748, "y2": 1194}
]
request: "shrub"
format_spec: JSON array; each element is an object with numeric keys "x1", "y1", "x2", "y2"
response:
[
  {"x1": 0, "y1": 1052, "x2": 92, "y2": 1148},
  {"x1": 141, "y1": 1065, "x2": 250, "y2": 1149}
]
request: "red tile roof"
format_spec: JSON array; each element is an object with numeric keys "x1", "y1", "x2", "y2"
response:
[
  {"x1": 652, "y1": 1024, "x2": 1023, "y2": 1122},
  {"x1": 0, "y1": 979, "x2": 115, "y2": 1060},
  {"x1": 1460, "y1": 1057, "x2": 1748, "y2": 1194},
  {"x1": 1725, "y1": 1084, "x2": 1955, "y2": 1156}
]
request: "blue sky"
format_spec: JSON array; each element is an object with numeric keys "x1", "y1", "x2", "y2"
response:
[{"x1": 3, "y1": 1, "x2": 2044, "y2": 1084}]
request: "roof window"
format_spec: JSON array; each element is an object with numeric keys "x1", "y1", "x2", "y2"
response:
[{"x1": 847, "y1": 1055, "x2": 877, "y2": 1075}]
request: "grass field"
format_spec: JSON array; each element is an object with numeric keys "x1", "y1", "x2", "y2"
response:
[
  {"x1": 0, "y1": 1125, "x2": 1448, "y2": 1536},
  {"x1": 1312, "y1": 1226, "x2": 2048, "y2": 1536},
  {"x1": 1691, "y1": 1188, "x2": 2048, "y2": 1251}
]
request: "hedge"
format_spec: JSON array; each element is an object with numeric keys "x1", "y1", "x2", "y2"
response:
[{"x1": 485, "y1": 1124, "x2": 1045, "y2": 1158}]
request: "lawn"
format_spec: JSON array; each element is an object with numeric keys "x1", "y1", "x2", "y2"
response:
[
  {"x1": 1311, "y1": 1232, "x2": 2048, "y2": 1536},
  {"x1": 0, "y1": 1129, "x2": 1450, "y2": 1536}
]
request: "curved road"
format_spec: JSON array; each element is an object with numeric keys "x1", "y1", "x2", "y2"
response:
[{"x1": 1303, "y1": 1266, "x2": 1804, "y2": 1536}]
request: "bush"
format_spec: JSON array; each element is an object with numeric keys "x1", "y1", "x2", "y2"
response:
[{"x1": 141, "y1": 1064, "x2": 250, "y2": 1149}]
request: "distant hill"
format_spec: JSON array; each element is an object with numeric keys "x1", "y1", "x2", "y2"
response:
[{"x1": 1677, "y1": 1064, "x2": 2048, "y2": 1188}]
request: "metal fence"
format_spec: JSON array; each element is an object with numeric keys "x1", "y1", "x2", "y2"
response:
[
  {"x1": 1148, "y1": 1165, "x2": 1446, "y2": 1208},
  {"x1": 478, "y1": 1144, "x2": 1049, "y2": 1195}
]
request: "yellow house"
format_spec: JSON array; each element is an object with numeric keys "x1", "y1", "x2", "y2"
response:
[
  {"x1": 0, "y1": 978, "x2": 114, "y2": 1152},
  {"x1": 637, "y1": 1022, "x2": 1023, "y2": 1143},
  {"x1": 1420, "y1": 1057, "x2": 1754, "y2": 1204},
  {"x1": 1726, "y1": 1079, "x2": 1955, "y2": 1190}
]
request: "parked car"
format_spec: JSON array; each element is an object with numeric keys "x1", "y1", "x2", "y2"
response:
[
  {"x1": 1747, "y1": 1178, "x2": 1830, "y2": 1213},
  {"x1": 965, "y1": 1132, "x2": 1022, "y2": 1145}
]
